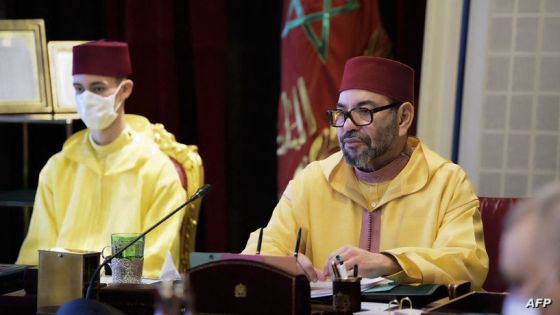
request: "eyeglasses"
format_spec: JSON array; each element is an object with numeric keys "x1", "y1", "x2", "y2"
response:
[{"x1": 326, "y1": 102, "x2": 402, "y2": 127}]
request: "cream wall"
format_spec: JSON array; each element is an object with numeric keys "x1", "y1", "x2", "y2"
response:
[
  {"x1": 420, "y1": 0, "x2": 560, "y2": 197},
  {"x1": 417, "y1": 0, "x2": 463, "y2": 160}
]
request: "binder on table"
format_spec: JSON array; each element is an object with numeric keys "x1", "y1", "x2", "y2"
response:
[
  {"x1": 0, "y1": 264, "x2": 29, "y2": 295},
  {"x1": 422, "y1": 291, "x2": 507, "y2": 314},
  {"x1": 361, "y1": 283, "x2": 449, "y2": 307}
]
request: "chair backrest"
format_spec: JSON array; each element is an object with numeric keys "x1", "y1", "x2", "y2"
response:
[
  {"x1": 150, "y1": 122, "x2": 204, "y2": 272},
  {"x1": 478, "y1": 197, "x2": 520, "y2": 292}
]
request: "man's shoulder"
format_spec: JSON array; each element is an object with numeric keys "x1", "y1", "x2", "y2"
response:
[
  {"x1": 129, "y1": 133, "x2": 173, "y2": 164},
  {"x1": 62, "y1": 128, "x2": 89, "y2": 150},
  {"x1": 124, "y1": 133, "x2": 182, "y2": 184},
  {"x1": 412, "y1": 141, "x2": 475, "y2": 202},
  {"x1": 415, "y1": 139, "x2": 467, "y2": 177},
  {"x1": 42, "y1": 150, "x2": 67, "y2": 168},
  {"x1": 45, "y1": 130, "x2": 90, "y2": 166},
  {"x1": 280, "y1": 153, "x2": 340, "y2": 195},
  {"x1": 39, "y1": 132, "x2": 90, "y2": 179},
  {"x1": 129, "y1": 140, "x2": 184, "y2": 195},
  {"x1": 57, "y1": 129, "x2": 94, "y2": 163},
  {"x1": 37, "y1": 149, "x2": 77, "y2": 185},
  {"x1": 297, "y1": 151, "x2": 343, "y2": 180}
]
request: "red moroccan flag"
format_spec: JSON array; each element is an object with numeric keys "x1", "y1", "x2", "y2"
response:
[{"x1": 277, "y1": 0, "x2": 391, "y2": 193}]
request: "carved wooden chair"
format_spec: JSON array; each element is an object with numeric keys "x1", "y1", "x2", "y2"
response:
[{"x1": 127, "y1": 114, "x2": 204, "y2": 272}]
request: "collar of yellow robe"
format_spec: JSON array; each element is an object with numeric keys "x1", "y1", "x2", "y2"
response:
[
  {"x1": 61, "y1": 114, "x2": 159, "y2": 175},
  {"x1": 318, "y1": 137, "x2": 448, "y2": 211}
]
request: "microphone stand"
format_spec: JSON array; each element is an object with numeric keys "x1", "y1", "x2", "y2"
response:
[{"x1": 85, "y1": 184, "x2": 212, "y2": 300}]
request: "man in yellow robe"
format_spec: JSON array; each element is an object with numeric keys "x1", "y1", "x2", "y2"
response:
[
  {"x1": 16, "y1": 41, "x2": 186, "y2": 279},
  {"x1": 243, "y1": 56, "x2": 488, "y2": 289}
]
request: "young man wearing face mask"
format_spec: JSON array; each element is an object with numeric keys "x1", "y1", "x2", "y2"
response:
[{"x1": 16, "y1": 41, "x2": 187, "y2": 279}]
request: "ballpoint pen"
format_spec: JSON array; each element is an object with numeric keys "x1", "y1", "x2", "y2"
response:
[
  {"x1": 353, "y1": 264, "x2": 358, "y2": 277},
  {"x1": 293, "y1": 227, "x2": 302, "y2": 257},
  {"x1": 335, "y1": 255, "x2": 348, "y2": 279},
  {"x1": 256, "y1": 227, "x2": 263, "y2": 255},
  {"x1": 331, "y1": 260, "x2": 341, "y2": 279}
]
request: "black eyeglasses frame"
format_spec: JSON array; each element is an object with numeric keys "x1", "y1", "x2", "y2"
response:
[{"x1": 326, "y1": 102, "x2": 402, "y2": 128}]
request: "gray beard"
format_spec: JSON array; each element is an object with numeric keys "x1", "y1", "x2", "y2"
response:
[{"x1": 339, "y1": 116, "x2": 398, "y2": 172}]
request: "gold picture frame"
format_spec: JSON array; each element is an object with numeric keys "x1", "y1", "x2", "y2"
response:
[
  {"x1": 0, "y1": 19, "x2": 52, "y2": 113},
  {"x1": 48, "y1": 41, "x2": 86, "y2": 113}
]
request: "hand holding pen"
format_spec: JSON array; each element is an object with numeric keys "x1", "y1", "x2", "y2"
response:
[
  {"x1": 335, "y1": 255, "x2": 348, "y2": 278},
  {"x1": 331, "y1": 256, "x2": 358, "y2": 280},
  {"x1": 291, "y1": 227, "x2": 326, "y2": 282}
]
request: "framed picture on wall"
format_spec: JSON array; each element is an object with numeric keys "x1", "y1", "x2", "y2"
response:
[
  {"x1": 0, "y1": 19, "x2": 52, "y2": 113},
  {"x1": 48, "y1": 41, "x2": 86, "y2": 113}
]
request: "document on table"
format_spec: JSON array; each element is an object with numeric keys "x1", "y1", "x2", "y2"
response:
[
  {"x1": 310, "y1": 277, "x2": 393, "y2": 298},
  {"x1": 356, "y1": 302, "x2": 423, "y2": 314},
  {"x1": 101, "y1": 275, "x2": 160, "y2": 285}
]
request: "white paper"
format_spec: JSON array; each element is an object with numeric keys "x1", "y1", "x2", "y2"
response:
[
  {"x1": 354, "y1": 301, "x2": 390, "y2": 314},
  {"x1": 355, "y1": 302, "x2": 423, "y2": 314},
  {"x1": 310, "y1": 276, "x2": 393, "y2": 298},
  {"x1": 159, "y1": 251, "x2": 182, "y2": 281},
  {"x1": 100, "y1": 275, "x2": 159, "y2": 285}
]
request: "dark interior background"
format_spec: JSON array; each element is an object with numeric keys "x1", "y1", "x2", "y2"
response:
[{"x1": 0, "y1": 0, "x2": 426, "y2": 263}]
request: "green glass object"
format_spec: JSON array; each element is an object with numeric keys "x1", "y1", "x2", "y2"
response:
[{"x1": 111, "y1": 233, "x2": 144, "y2": 259}]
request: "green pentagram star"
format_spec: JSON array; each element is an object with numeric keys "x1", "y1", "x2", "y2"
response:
[{"x1": 281, "y1": 0, "x2": 360, "y2": 63}]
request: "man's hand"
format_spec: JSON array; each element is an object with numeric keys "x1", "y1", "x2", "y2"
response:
[
  {"x1": 322, "y1": 245, "x2": 402, "y2": 278},
  {"x1": 296, "y1": 253, "x2": 326, "y2": 282}
]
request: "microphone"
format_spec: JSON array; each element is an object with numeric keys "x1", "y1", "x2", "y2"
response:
[{"x1": 84, "y1": 184, "x2": 212, "y2": 300}]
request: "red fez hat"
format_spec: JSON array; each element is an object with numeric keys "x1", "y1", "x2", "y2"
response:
[
  {"x1": 72, "y1": 41, "x2": 132, "y2": 77},
  {"x1": 339, "y1": 56, "x2": 414, "y2": 104}
]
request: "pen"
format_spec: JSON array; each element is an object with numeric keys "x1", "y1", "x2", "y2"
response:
[
  {"x1": 331, "y1": 260, "x2": 341, "y2": 279},
  {"x1": 335, "y1": 255, "x2": 348, "y2": 279},
  {"x1": 293, "y1": 227, "x2": 302, "y2": 257},
  {"x1": 353, "y1": 264, "x2": 358, "y2": 277},
  {"x1": 256, "y1": 227, "x2": 263, "y2": 255}
]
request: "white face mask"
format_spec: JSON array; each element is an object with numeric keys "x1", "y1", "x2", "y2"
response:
[{"x1": 75, "y1": 84, "x2": 123, "y2": 130}]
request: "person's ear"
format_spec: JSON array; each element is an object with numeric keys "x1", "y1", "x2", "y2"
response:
[
  {"x1": 397, "y1": 102, "x2": 414, "y2": 136},
  {"x1": 118, "y1": 79, "x2": 134, "y2": 102}
]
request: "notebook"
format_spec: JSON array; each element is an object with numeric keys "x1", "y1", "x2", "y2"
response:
[
  {"x1": 310, "y1": 277, "x2": 393, "y2": 298},
  {"x1": 361, "y1": 283, "x2": 450, "y2": 307}
]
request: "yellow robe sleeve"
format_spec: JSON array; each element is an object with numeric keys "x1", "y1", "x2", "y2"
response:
[
  {"x1": 383, "y1": 174, "x2": 488, "y2": 290},
  {"x1": 242, "y1": 180, "x2": 302, "y2": 257},
  {"x1": 140, "y1": 165, "x2": 186, "y2": 278},
  {"x1": 16, "y1": 159, "x2": 59, "y2": 265}
]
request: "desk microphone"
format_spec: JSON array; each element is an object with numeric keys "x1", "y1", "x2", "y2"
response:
[{"x1": 84, "y1": 184, "x2": 212, "y2": 300}]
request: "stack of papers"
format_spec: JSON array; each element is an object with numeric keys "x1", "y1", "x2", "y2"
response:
[
  {"x1": 100, "y1": 275, "x2": 160, "y2": 285},
  {"x1": 310, "y1": 277, "x2": 393, "y2": 298}
]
